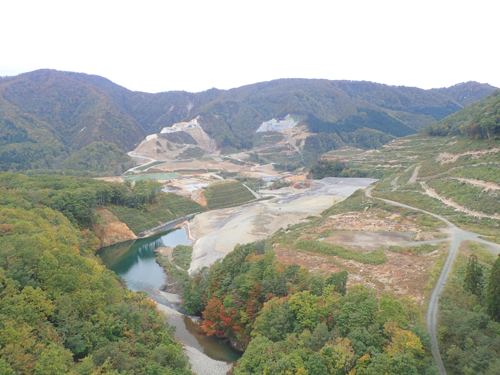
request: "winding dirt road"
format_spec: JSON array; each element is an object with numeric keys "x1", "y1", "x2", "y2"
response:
[{"x1": 366, "y1": 187, "x2": 500, "y2": 374}]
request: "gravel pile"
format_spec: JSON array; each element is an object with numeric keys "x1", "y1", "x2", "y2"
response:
[{"x1": 184, "y1": 346, "x2": 232, "y2": 375}]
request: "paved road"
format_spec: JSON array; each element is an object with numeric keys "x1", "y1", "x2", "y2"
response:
[{"x1": 366, "y1": 187, "x2": 500, "y2": 374}]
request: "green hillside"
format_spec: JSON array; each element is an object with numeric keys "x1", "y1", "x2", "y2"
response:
[
  {"x1": 59, "y1": 141, "x2": 134, "y2": 175},
  {"x1": 426, "y1": 89, "x2": 500, "y2": 139},
  {"x1": 0, "y1": 70, "x2": 496, "y2": 173},
  {"x1": 0, "y1": 172, "x2": 205, "y2": 231},
  {"x1": 203, "y1": 180, "x2": 256, "y2": 209},
  {"x1": 323, "y1": 134, "x2": 500, "y2": 241},
  {"x1": 0, "y1": 174, "x2": 192, "y2": 374}
]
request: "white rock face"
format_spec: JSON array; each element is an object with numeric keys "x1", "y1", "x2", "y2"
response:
[
  {"x1": 161, "y1": 118, "x2": 199, "y2": 133},
  {"x1": 145, "y1": 134, "x2": 158, "y2": 141},
  {"x1": 256, "y1": 114, "x2": 297, "y2": 133}
]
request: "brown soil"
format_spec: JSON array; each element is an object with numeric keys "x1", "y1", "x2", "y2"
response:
[
  {"x1": 435, "y1": 148, "x2": 500, "y2": 165},
  {"x1": 420, "y1": 181, "x2": 500, "y2": 219},
  {"x1": 94, "y1": 176, "x2": 125, "y2": 183},
  {"x1": 318, "y1": 213, "x2": 418, "y2": 232},
  {"x1": 156, "y1": 246, "x2": 184, "y2": 271},
  {"x1": 275, "y1": 243, "x2": 444, "y2": 303},
  {"x1": 93, "y1": 209, "x2": 137, "y2": 247},
  {"x1": 325, "y1": 231, "x2": 415, "y2": 250},
  {"x1": 192, "y1": 189, "x2": 207, "y2": 206},
  {"x1": 157, "y1": 159, "x2": 250, "y2": 173},
  {"x1": 452, "y1": 177, "x2": 500, "y2": 192}
]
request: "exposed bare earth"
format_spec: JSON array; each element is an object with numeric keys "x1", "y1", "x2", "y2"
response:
[
  {"x1": 156, "y1": 246, "x2": 184, "y2": 271},
  {"x1": 189, "y1": 195, "x2": 344, "y2": 273},
  {"x1": 93, "y1": 208, "x2": 136, "y2": 247},
  {"x1": 157, "y1": 159, "x2": 249, "y2": 173},
  {"x1": 319, "y1": 213, "x2": 418, "y2": 232},
  {"x1": 435, "y1": 148, "x2": 500, "y2": 165},
  {"x1": 451, "y1": 177, "x2": 500, "y2": 192},
  {"x1": 420, "y1": 181, "x2": 500, "y2": 219},
  {"x1": 188, "y1": 178, "x2": 378, "y2": 273},
  {"x1": 274, "y1": 245, "x2": 443, "y2": 303},
  {"x1": 325, "y1": 231, "x2": 415, "y2": 250},
  {"x1": 407, "y1": 165, "x2": 420, "y2": 184}
]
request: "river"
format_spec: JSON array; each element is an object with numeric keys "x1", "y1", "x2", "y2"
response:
[{"x1": 97, "y1": 228, "x2": 241, "y2": 363}]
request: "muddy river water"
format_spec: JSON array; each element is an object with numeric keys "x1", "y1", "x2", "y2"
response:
[{"x1": 97, "y1": 228, "x2": 241, "y2": 362}]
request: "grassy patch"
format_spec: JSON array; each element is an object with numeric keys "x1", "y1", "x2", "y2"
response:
[
  {"x1": 268, "y1": 179, "x2": 291, "y2": 190},
  {"x1": 109, "y1": 193, "x2": 205, "y2": 234},
  {"x1": 218, "y1": 171, "x2": 238, "y2": 179},
  {"x1": 135, "y1": 161, "x2": 166, "y2": 171},
  {"x1": 415, "y1": 214, "x2": 446, "y2": 231},
  {"x1": 462, "y1": 241, "x2": 497, "y2": 266},
  {"x1": 442, "y1": 163, "x2": 500, "y2": 184},
  {"x1": 387, "y1": 243, "x2": 441, "y2": 254},
  {"x1": 272, "y1": 229, "x2": 303, "y2": 245},
  {"x1": 478, "y1": 235, "x2": 500, "y2": 245},
  {"x1": 173, "y1": 169, "x2": 219, "y2": 174},
  {"x1": 374, "y1": 190, "x2": 455, "y2": 216},
  {"x1": 172, "y1": 245, "x2": 193, "y2": 270},
  {"x1": 155, "y1": 254, "x2": 189, "y2": 293},
  {"x1": 428, "y1": 179, "x2": 500, "y2": 215},
  {"x1": 123, "y1": 173, "x2": 179, "y2": 181},
  {"x1": 321, "y1": 189, "x2": 371, "y2": 216},
  {"x1": 294, "y1": 239, "x2": 387, "y2": 265},
  {"x1": 422, "y1": 245, "x2": 448, "y2": 310},
  {"x1": 226, "y1": 158, "x2": 246, "y2": 165},
  {"x1": 236, "y1": 177, "x2": 265, "y2": 191},
  {"x1": 176, "y1": 147, "x2": 205, "y2": 159},
  {"x1": 203, "y1": 181, "x2": 255, "y2": 210}
]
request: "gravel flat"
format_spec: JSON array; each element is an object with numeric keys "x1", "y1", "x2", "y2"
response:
[{"x1": 184, "y1": 346, "x2": 232, "y2": 375}]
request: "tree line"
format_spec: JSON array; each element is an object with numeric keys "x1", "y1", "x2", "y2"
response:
[{"x1": 182, "y1": 240, "x2": 438, "y2": 374}]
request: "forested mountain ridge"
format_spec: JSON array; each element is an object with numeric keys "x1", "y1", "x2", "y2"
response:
[
  {"x1": 426, "y1": 89, "x2": 500, "y2": 139},
  {"x1": 0, "y1": 69, "x2": 496, "y2": 172}
]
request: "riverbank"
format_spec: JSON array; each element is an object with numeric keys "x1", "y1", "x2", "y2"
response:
[
  {"x1": 156, "y1": 298, "x2": 234, "y2": 375},
  {"x1": 98, "y1": 227, "x2": 240, "y2": 374}
]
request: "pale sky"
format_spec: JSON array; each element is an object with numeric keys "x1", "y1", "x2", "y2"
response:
[{"x1": 1, "y1": 0, "x2": 498, "y2": 93}]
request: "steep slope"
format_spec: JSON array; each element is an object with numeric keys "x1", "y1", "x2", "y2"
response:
[
  {"x1": 426, "y1": 89, "x2": 500, "y2": 138},
  {"x1": 0, "y1": 70, "x2": 145, "y2": 150},
  {"x1": 178, "y1": 79, "x2": 496, "y2": 150},
  {"x1": 59, "y1": 141, "x2": 135, "y2": 175},
  {"x1": 0, "y1": 69, "x2": 496, "y2": 172}
]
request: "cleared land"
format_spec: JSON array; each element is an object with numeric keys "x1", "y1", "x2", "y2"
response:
[{"x1": 188, "y1": 177, "x2": 376, "y2": 273}]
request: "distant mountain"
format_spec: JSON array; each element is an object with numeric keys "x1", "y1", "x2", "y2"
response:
[
  {"x1": 426, "y1": 89, "x2": 500, "y2": 139},
  {"x1": 0, "y1": 69, "x2": 496, "y2": 172},
  {"x1": 431, "y1": 81, "x2": 497, "y2": 106}
]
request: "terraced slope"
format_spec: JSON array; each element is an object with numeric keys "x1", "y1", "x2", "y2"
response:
[
  {"x1": 325, "y1": 135, "x2": 500, "y2": 242},
  {"x1": 203, "y1": 180, "x2": 256, "y2": 209}
]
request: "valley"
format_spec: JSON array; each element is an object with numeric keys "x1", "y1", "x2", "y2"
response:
[
  {"x1": 0, "y1": 70, "x2": 499, "y2": 375},
  {"x1": 94, "y1": 97, "x2": 500, "y2": 374}
]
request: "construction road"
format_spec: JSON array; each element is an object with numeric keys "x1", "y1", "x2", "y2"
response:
[{"x1": 366, "y1": 186, "x2": 500, "y2": 375}]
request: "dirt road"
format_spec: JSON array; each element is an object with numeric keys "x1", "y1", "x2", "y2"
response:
[
  {"x1": 188, "y1": 178, "x2": 377, "y2": 273},
  {"x1": 366, "y1": 187, "x2": 500, "y2": 375}
]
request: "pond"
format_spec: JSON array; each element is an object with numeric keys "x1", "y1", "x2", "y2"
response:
[{"x1": 97, "y1": 228, "x2": 241, "y2": 362}]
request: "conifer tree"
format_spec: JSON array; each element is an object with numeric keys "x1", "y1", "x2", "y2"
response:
[
  {"x1": 464, "y1": 255, "x2": 484, "y2": 296},
  {"x1": 486, "y1": 255, "x2": 500, "y2": 322}
]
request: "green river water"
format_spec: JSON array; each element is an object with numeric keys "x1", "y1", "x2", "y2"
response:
[{"x1": 97, "y1": 228, "x2": 241, "y2": 362}]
